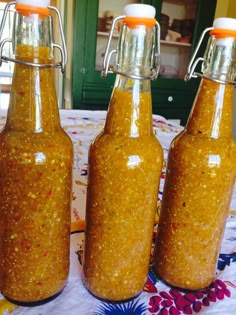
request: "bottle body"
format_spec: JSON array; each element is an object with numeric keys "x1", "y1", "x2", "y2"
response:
[
  {"x1": 0, "y1": 43, "x2": 73, "y2": 302},
  {"x1": 83, "y1": 4, "x2": 162, "y2": 300},
  {"x1": 153, "y1": 79, "x2": 236, "y2": 290},
  {"x1": 83, "y1": 81, "x2": 163, "y2": 301}
]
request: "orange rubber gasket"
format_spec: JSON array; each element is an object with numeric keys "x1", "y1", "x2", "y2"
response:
[
  {"x1": 210, "y1": 28, "x2": 236, "y2": 38},
  {"x1": 123, "y1": 16, "x2": 156, "y2": 29},
  {"x1": 15, "y1": 3, "x2": 50, "y2": 17}
]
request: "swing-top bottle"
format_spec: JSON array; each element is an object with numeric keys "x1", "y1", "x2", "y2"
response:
[
  {"x1": 0, "y1": 0, "x2": 73, "y2": 304},
  {"x1": 153, "y1": 17, "x2": 236, "y2": 290},
  {"x1": 83, "y1": 3, "x2": 163, "y2": 301}
]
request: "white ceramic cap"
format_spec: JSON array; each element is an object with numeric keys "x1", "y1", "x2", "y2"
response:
[
  {"x1": 16, "y1": 0, "x2": 50, "y2": 7},
  {"x1": 213, "y1": 17, "x2": 236, "y2": 30},
  {"x1": 124, "y1": 4, "x2": 155, "y2": 18}
]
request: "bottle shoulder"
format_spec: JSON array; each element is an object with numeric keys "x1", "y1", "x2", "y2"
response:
[
  {"x1": 169, "y1": 130, "x2": 236, "y2": 167},
  {"x1": 171, "y1": 129, "x2": 235, "y2": 146},
  {"x1": 89, "y1": 131, "x2": 163, "y2": 164},
  {"x1": 92, "y1": 130, "x2": 162, "y2": 149},
  {"x1": 0, "y1": 128, "x2": 73, "y2": 157}
]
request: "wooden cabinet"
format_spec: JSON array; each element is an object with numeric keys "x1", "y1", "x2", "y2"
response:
[{"x1": 72, "y1": 0, "x2": 217, "y2": 125}]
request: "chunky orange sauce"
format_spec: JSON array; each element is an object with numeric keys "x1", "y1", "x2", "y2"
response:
[
  {"x1": 153, "y1": 79, "x2": 236, "y2": 290},
  {"x1": 0, "y1": 45, "x2": 73, "y2": 303},
  {"x1": 83, "y1": 86, "x2": 163, "y2": 301}
]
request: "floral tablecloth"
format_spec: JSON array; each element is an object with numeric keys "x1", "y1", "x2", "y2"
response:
[{"x1": 0, "y1": 109, "x2": 236, "y2": 315}]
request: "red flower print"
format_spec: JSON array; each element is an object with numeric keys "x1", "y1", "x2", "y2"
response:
[{"x1": 148, "y1": 279, "x2": 231, "y2": 315}]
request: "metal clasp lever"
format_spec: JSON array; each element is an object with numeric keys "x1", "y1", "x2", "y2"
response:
[
  {"x1": 184, "y1": 27, "x2": 213, "y2": 82},
  {"x1": 101, "y1": 15, "x2": 124, "y2": 79},
  {"x1": 0, "y1": 1, "x2": 67, "y2": 73}
]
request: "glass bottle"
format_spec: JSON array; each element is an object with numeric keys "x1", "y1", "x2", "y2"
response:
[
  {"x1": 0, "y1": 0, "x2": 73, "y2": 304},
  {"x1": 153, "y1": 18, "x2": 236, "y2": 290},
  {"x1": 82, "y1": 4, "x2": 163, "y2": 302}
]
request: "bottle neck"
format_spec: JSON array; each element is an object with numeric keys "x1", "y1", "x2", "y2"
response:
[
  {"x1": 116, "y1": 23, "x2": 156, "y2": 78},
  {"x1": 104, "y1": 21, "x2": 156, "y2": 137},
  {"x1": 104, "y1": 76, "x2": 153, "y2": 137},
  {"x1": 6, "y1": 11, "x2": 60, "y2": 133},
  {"x1": 13, "y1": 11, "x2": 53, "y2": 58},
  {"x1": 202, "y1": 35, "x2": 236, "y2": 83},
  {"x1": 186, "y1": 78, "x2": 233, "y2": 138}
]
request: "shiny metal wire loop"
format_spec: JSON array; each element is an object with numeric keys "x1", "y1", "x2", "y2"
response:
[
  {"x1": 101, "y1": 15, "x2": 124, "y2": 78},
  {"x1": 185, "y1": 27, "x2": 213, "y2": 81},
  {"x1": 101, "y1": 15, "x2": 160, "y2": 80},
  {"x1": 0, "y1": 1, "x2": 67, "y2": 73},
  {"x1": 190, "y1": 73, "x2": 236, "y2": 86}
]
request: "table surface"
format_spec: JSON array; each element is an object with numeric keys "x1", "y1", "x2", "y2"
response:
[{"x1": 0, "y1": 110, "x2": 236, "y2": 315}]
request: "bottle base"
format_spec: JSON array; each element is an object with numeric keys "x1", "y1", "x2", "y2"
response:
[
  {"x1": 83, "y1": 280, "x2": 141, "y2": 304},
  {"x1": 152, "y1": 267, "x2": 213, "y2": 291},
  {"x1": 3, "y1": 287, "x2": 65, "y2": 307}
]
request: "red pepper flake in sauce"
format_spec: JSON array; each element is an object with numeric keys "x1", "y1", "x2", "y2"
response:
[
  {"x1": 36, "y1": 281, "x2": 43, "y2": 286},
  {"x1": 18, "y1": 91, "x2": 25, "y2": 97},
  {"x1": 14, "y1": 215, "x2": 21, "y2": 222}
]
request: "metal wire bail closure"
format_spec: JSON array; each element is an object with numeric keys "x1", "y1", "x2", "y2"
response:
[
  {"x1": 0, "y1": 1, "x2": 67, "y2": 73},
  {"x1": 101, "y1": 15, "x2": 161, "y2": 80},
  {"x1": 185, "y1": 23, "x2": 236, "y2": 86},
  {"x1": 185, "y1": 27, "x2": 215, "y2": 83}
]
